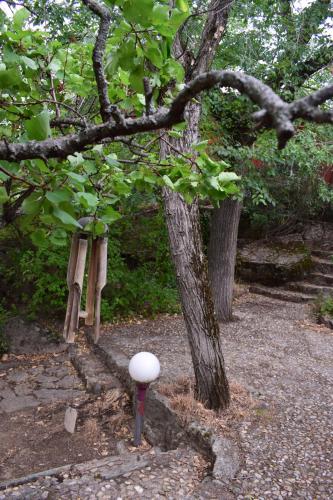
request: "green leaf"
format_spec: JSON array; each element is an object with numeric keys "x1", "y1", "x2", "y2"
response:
[
  {"x1": 0, "y1": 69, "x2": 22, "y2": 90},
  {"x1": 67, "y1": 171, "x2": 87, "y2": 183},
  {"x1": 152, "y1": 4, "x2": 169, "y2": 24},
  {"x1": 46, "y1": 189, "x2": 72, "y2": 205},
  {"x1": 164, "y1": 59, "x2": 184, "y2": 82},
  {"x1": 123, "y1": 0, "x2": 154, "y2": 26},
  {"x1": 218, "y1": 172, "x2": 240, "y2": 183},
  {"x1": 105, "y1": 154, "x2": 121, "y2": 168},
  {"x1": 25, "y1": 110, "x2": 51, "y2": 140},
  {"x1": 21, "y1": 56, "x2": 38, "y2": 70},
  {"x1": 146, "y1": 47, "x2": 163, "y2": 69},
  {"x1": 162, "y1": 175, "x2": 174, "y2": 189},
  {"x1": 129, "y1": 63, "x2": 144, "y2": 92},
  {"x1": 53, "y1": 208, "x2": 81, "y2": 228},
  {"x1": 30, "y1": 229, "x2": 47, "y2": 247},
  {"x1": 94, "y1": 220, "x2": 107, "y2": 235},
  {"x1": 176, "y1": 0, "x2": 189, "y2": 13},
  {"x1": 13, "y1": 7, "x2": 30, "y2": 28},
  {"x1": 193, "y1": 140, "x2": 208, "y2": 152},
  {"x1": 68, "y1": 152, "x2": 84, "y2": 167},
  {"x1": 100, "y1": 206, "x2": 122, "y2": 224},
  {"x1": 169, "y1": 8, "x2": 189, "y2": 29},
  {"x1": 49, "y1": 228, "x2": 67, "y2": 246},
  {"x1": 22, "y1": 195, "x2": 43, "y2": 215},
  {"x1": 47, "y1": 58, "x2": 62, "y2": 73},
  {"x1": 0, "y1": 186, "x2": 9, "y2": 204},
  {"x1": 75, "y1": 192, "x2": 99, "y2": 209}
]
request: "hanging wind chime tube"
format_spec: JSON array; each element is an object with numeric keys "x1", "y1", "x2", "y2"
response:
[{"x1": 63, "y1": 217, "x2": 108, "y2": 344}]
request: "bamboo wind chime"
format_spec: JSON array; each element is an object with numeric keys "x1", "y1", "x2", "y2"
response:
[{"x1": 63, "y1": 217, "x2": 108, "y2": 344}]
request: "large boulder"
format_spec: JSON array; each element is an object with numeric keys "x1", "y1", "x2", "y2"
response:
[{"x1": 237, "y1": 239, "x2": 312, "y2": 286}]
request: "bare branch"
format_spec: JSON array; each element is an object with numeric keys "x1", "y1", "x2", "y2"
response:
[
  {"x1": 82, "y1": 0, "x2": 112, "y2": 122},
  {"x1": 0, "y1": 71, "x2": 332, "y2": 161},
  {"x1": 50, "y1": 117, "x2": 87, "y2": 128}
]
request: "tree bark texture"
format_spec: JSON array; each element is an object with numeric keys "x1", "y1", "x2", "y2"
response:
[
  {"x1": 208, "y1": 198, "x2": 242, "y2": 322},
  {"x1": 161, "y1": 103, "x2": 230, "y2": 410}
]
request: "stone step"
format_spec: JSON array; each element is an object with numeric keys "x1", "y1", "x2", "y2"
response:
[
  {"x1": 249, "y1": 285, "x2": 315, "y2": 303},
  {"x1": 312, "y1": 256, "x2": 333, "y2": 274},
  {"x1": 287, "y1": 281, "x2": 333, "y2": 296},
  {"x1": 308, "y1": 272, "x2": 333, "y2": 286},
  {"x1": 311, "y1": 249, "x2": 333, "y2": 259}
]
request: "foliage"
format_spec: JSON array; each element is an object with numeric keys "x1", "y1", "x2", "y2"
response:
[
  {"x1": 0, "y1": 208, "x2": 179, "y2": 321},
  {"x1": 0, "y1": 0, "x2": 240, "y2": 243},
  {"x1": 198, "y1": 0, "x2": 333, "y2": 231},
  {"x1": 314, "y1": 294, "x2": 333, "y2": 319}
]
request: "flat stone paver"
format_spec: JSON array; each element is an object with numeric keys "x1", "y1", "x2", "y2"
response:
[{"x1": 0, "y1": 353, "x2": 85, "y2": 413}]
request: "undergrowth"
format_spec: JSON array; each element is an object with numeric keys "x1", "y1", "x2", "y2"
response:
[
  {"x1": 314, "y1": 294, "x2": 333, "y2": 318},
  {"x1": 0, "y1": 210, "x2": 179, "y2": 322}
]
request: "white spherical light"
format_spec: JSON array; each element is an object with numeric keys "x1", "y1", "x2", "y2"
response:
[{"x1": 128, "y1": 352, "x2": 160, "y2": 383}]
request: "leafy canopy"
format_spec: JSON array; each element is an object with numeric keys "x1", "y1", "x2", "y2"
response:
[{"x1": 0, "y1": 0, "x2": 240, "y2": 245}]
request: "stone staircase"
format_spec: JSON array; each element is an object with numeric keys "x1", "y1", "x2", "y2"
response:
[{"x1": 250, "y1": 248, "x2": 333, "y2": 303}]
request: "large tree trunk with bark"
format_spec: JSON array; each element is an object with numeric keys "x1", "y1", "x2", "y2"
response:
[
  {"x1": 161, "y1": 103, "x2": 230, "y2": 410},
  {"x1": 208, "y1": 198, "x2": 242, "y2": 322}
]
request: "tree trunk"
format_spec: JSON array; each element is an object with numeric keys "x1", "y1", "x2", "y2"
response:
[
  {"x1": 161, "y1": 102, "x2": 230, "y2": 410},
  {"x1": 208, "y1": 198, "x2": 242, "y2": 322}
]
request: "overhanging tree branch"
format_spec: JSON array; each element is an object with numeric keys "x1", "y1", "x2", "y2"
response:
[
  {"x1": 82, "y1": 0, "x2": 112, "y2": 122},
  {"x1": 0, "y1": 70, "x2": 332, "y2": 161}
]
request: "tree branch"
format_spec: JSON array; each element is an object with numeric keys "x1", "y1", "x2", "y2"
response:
[
  {"x1": 190, "y1": 0, "x2": 234, "y2": 77},
  {"x1": 0, "y1": 71, "x2": 332, "y2": 161},
  {"x1": 82, "y1": 0, "x2": 112, "y2": 122}
]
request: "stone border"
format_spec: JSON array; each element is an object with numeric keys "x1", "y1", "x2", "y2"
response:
[{"x1": 89, "y1": 332, "x2": 240, "y2": 482}]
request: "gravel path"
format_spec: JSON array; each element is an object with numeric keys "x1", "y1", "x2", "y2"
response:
[
  {"x1": 1, "y1": 447, "x2": 208, "y2": 499},
  {"x1": 99, "y1": 293, "x2": 333, "y2": 499}
]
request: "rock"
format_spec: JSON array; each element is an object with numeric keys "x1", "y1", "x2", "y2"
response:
[
  {"x1": 1, "y1": 354, "x2": 8, "y2": 361},
  {"x1": 7, "y1": 371, "x2": 29, "y2": 383},
  {"x1": 1, "y1": 388, "x2": 16, "y2": 399},
  {"x1": 58, "y1": 375, "x2": 82, "y2": 390},
  {"x1": 211, "y1": 436, "x2": 239, "y2": 481},
  {"x1": 0, "y1": 395, "x2": 38, "y2": 412},
  {"x1": 237, "y1": 240, "x2": 312, "y2": 286},
  {"x1": 33, "y1": 389, "x2": 82, "y2": 402},
  {"x1": 14, "y1": 384, "x2": 32, "y2": 396}
]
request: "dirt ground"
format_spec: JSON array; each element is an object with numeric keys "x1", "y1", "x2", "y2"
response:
[{"x1": 0, "y1": 343, "x2": 134, "y2": 482}]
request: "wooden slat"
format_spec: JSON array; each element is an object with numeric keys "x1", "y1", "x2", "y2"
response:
[
  {"x1": 94, "y1": 237, "x2": 108, "y2": 344},
  {"x1": 63, "y1": 234, "x2": 79, "y2": 340},
  {"x1": 65, "y1": 237, "x2": 88, "y2": 343},
  {"x1": 85, "y1": 238, "x2": 98, "y2": 326}
]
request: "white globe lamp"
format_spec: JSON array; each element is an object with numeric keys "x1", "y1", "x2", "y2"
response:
[
  {"x1": 129, "y1": 352, "x2": 160, "y2": 383},
  {"x1": 129, "y1": 352, "x2": 160, "y2": 446}
]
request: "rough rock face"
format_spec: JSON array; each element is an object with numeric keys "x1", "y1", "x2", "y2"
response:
[{"x1": 237, "y1": 240, "x2": 312, "y2": 286}]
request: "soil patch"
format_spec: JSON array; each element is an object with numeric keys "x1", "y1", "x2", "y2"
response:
[{"x1": 0, "y1": 351, "x2": 134, "y2": 482}]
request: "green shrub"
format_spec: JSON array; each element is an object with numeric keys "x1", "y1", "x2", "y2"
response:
[
  {"x1": 314, "y1": 294, "x2": 333, "y2": 319},
  {"x1": 0, "y1": 210, "x2": 179, "y2": 322}
]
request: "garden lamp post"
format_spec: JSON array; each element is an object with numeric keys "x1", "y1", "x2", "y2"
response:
[{"x1": 129, "y1": 352, "x2": 160, "y2": 446}]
